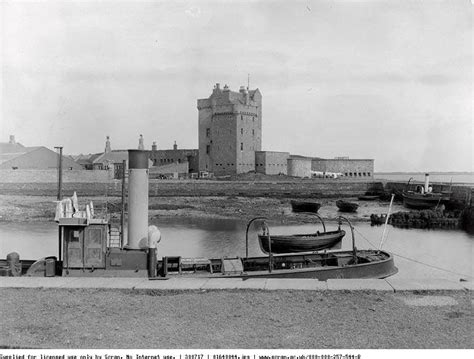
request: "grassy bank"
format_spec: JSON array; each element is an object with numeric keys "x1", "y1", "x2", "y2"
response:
[{"x1": 0, "y1": 288, "x2": 472, "y2": 349}]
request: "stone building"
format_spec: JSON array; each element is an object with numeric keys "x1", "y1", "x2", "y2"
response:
[
  {"x1": 0, "y1": 135, "x2": 82, "y2": 170},
  {"x1": 311, "y1": 157, "x2": 374, "y2": 179},
  {"x1": 197, "y1": 83, "x2": 262, "y2": 175},
  {"x1": 149, "y1": 141, "x2": 198, "y2": 174},
  {"x1": 255, "y1": 151, "x2": 289, "y2": 175},
  {"x1": 287, "y1": 155, "x2": 313, "y2": 178}
]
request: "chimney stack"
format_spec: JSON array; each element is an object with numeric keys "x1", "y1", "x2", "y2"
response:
[
  {"x1": 127, "y1": 150, "x2": 149, "y2": 249},
  {"x1": 105, "y1": 136, "x2": 111, "y2": 153}
]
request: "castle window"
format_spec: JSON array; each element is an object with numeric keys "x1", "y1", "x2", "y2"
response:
[
  {"x1": 240, "y1": 143, "x2": 243, "y2": 151},
  {"x1": 241, "y1": 128, "x2": 243, "y2": 135},
  {"x1": 252, "y1": 129, "x2": 254, "y2": 136},
  {"x1": 206, "y1": 145, "x2": 210, "y2": 154},
  {"x1": 206, "y1": 128, "x2": 210, "y2": 137}
]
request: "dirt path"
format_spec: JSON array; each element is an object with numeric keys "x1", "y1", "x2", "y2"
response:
[{"x1": 0, "y1": 288, "x2": 472, "y2": 349}]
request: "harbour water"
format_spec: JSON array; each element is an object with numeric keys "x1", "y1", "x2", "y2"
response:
[
  {"x1": 1, "y1": 217, "x2": 472, "y2": 282},
  {"x1": 374, "y1": 172, "x2": 473, "y2": 184}
]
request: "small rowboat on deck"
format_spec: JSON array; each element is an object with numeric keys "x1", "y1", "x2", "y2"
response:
[
  {"x1": 258, "y1": 230, "x2": 345, "y2": 254},
  {"x1": 257, "y1": 214, "x2": 345, "y2": 254}
]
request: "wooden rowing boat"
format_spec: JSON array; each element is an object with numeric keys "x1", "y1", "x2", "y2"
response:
[
  {"x1": 290, "y1": 200, "x2": 321, "y2": 213},
  {"x1": 258, "y1": 230, "x2": 345, "y2": 254},
  {"x1": 336, "y1": 200, "x2": 359, "y2": 212},
  {"x1": 257, "y1": 213, "x2": 344, "y2": 253},
  {"x1": 358, "y1": 195, "x2": 380, "y2": 201}
]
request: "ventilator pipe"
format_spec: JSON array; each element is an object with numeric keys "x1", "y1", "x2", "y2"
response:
[
  {"x1": 148, "y1": 225, "x2": 162, "y2": 249},
  {"x1": 127, "y1": 150, "x2": 149, "y2": 249},
  {"x1": 147, "y1": 226, "x2": 161, "y2": 278}
]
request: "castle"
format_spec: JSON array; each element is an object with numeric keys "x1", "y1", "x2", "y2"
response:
[
  {"x1": 197, "y1": 83, "x2": 262, "y2": 176},
  {"x1": 197, "y1": 83, "x2": 374, "y2": 179}
]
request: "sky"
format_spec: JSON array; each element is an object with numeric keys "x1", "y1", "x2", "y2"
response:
[{"x1": 1, "y1": 0, "x2": 472, "y2": 172}]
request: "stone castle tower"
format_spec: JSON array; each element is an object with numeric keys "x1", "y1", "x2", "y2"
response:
[{"x1": 197, "y1": 83, "x2": 262, "y2": 175}]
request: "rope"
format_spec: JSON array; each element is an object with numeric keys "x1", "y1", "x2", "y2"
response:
[
  {"x1": 354, "y1": 228, "x2": 473, "y2": 279},
  {"x1": 391, "y1": 252, "x2": 473, "y2": 279},
  {"x1": 354, "y1": 227, "x2": 377, "y2": 248}
]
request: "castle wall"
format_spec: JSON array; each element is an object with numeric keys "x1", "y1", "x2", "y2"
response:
[
  {"x1": 255, "y1": 151, "x2": 289, "y2": 175},
  {"x1": 312, "y1": 159, "x2": 374, "y2": 179},
  {"x1": 288, "y1": 157, "x2": 312, "y2": 177}
]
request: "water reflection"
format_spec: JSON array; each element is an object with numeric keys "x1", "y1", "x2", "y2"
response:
[{"x1": 0, "y1": 217, "x2": 472, "y2": 281}]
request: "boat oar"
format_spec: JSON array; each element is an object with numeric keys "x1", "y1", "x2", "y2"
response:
[{"x1": 378, "y1": 194, "x2": 395, "y2": 251}]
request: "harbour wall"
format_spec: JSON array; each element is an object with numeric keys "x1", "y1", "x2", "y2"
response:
[
  {"x1": 0, "y1": 179, "x2": 377, "y2": 198},
  {"x1": 0, "y1": 169, "x2": 113, "y2": 183},
  {"x1": 0, "y1": 169, "x2": 471, "y2": 203}
]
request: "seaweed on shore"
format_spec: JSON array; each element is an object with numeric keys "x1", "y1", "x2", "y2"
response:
[{"x1": 370, "y1": 209, "x2": 461, "y2": 230}]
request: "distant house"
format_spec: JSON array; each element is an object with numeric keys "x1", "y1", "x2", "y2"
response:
[
  {"x1": 149, "y1": 141, "x2": 199, "y2": 174},
  {"x1": 0, "y1": 135, "x2": 82, "y2": 170},
  {"x1": 77, "y1": 150, "x2": 129, "y2": 171},
  {"x1": 76, "y1": 137, "x2": 156, "y2": 178}
]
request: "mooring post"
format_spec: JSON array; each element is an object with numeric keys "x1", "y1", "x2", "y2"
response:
[
  {"x1": 121, "y1": 159, "x2": 126, "y2": 248},
  {"x1": 54, "y1": 146, "x2": 63, "y2": 263},
  {"x1": 54, "y1": 146, "x2": 63, "y2": 201}
]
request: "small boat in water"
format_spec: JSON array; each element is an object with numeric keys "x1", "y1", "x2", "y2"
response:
[
  {"x1": 290, "y1": 200, "x2": 321, "y2": 213},
  {"x1": 336, "y1": 200, "x2": 359, "y2": 212},
  {"x1": 402, "y1": 174, "x2": 451, "y2": 210},
  {"x1": 358, "y1": 195, "x2": 380, "y2": 201},
  {"x1": 158, "y1": 217, "x2": 398, "y2": 280},
  {"x1": 257, "y1": 214, "x2": 345, "y2": 253}
]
